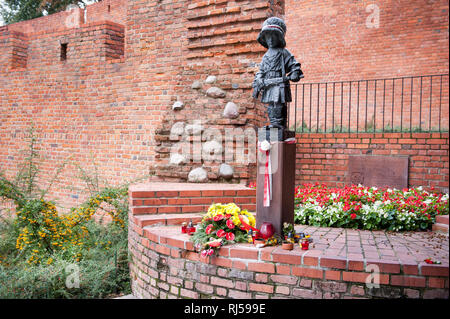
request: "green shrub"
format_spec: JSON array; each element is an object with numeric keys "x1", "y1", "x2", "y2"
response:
[
  {"x1": 0, "y1": 217, "x2": 130, "y2": 298},
  {"x1": 0, "y1": 126, "x2": 132, "y2": 298}
]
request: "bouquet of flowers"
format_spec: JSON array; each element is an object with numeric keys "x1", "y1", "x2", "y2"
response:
[{"x1": 190, "y1": 203, "x2": 256, "y2": 257}]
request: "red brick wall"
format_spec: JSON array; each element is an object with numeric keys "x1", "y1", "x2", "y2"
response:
[
  {"x1": 295, "y1": 132, "x2": 449, "y2": 193},
  {"x1": 285, "y1": 0, "x2": 449, "y2": 82},
  {"x1": 138, "y1": 0, "x2": 277, "y2": 183},
  {"x1": 0, "y1": 0, "x2": 274, "y2": 211},
  {"x1": 5, "y1": 0, "x2": 126, "y2": 34},
  {"x1": 85, "y1": 0, "x2": 127, "y2": 24},
  {"x1": 0, "y1": 0, "x2": 128, "y2": 211}
]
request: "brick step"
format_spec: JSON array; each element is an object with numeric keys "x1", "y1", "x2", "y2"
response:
[
  {"x1": 132, "y1": 213, "x2": 204, "y2": 228},
  {"x1": 132, "y1": 203, "x2": 257, "y2": 215},
  {"x1": 129, "y1": 182, "x2": 256, "y2": 216},
  {"x1": 436, "y1": 215, "x2": 449, "y2": 225},
  {"x1": 432, "y1": 223, "x2": 449, "y2": 233},
  {"x1": 131, "y1": 204, "x2": 210, "y2": 215},
  {"x1": 133, "y1": 211, "x2": 258, "y2": 228}
]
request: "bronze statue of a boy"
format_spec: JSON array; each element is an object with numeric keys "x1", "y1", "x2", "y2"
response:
[{"x1": 253, "y1": 17, "x2": 303, "y2": 131}]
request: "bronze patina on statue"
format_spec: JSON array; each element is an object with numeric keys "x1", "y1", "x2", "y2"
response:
[
  {"x1": 254, "y1": 17, "x2": 301, "y2": 236},
  {"x1": 253, "y1": 17, "x2": 304, "y2": 141}
]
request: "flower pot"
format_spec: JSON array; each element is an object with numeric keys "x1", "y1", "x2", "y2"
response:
[
  {"x1": 259, "y1": 222, "x2": 275, "y2": 239},
  {"x1": 282, "y1": 242, "x2": 293, "y2": 250}
]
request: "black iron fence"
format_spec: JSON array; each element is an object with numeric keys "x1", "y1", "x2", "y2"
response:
[{"x1": 288, "y1": 74, "x2": 449, "y2": 133}]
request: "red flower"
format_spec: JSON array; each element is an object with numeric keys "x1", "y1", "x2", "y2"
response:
[
  {"x1": 350, "y1": 213, "x2": 357, "y2": 220},
  {"x1": 201, "y1": 250, "x2": 208, "y2": 258},
  {"x1": 213, "y1": 214, "x2": 224, "y2": 222},
  {"x1": 208, "y1": 241, "x2": 221, "y2": 248},
  {"x1": 216, "y1": 229, "x2": 226, "y2": 238},
  {"x1": 226, "y1": 219, "x2": 235, "y2": 229},
  {"x1": 205, "y1": 224, "x2": 214, "y2": 235},
  {"x1": 225, "y1": 232, "x2": 235, "y2": 241},
  {"x1": 206, "y1": 249, "x2": 214, "y2": 256}
]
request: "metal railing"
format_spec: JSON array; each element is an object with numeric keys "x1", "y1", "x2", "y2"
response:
[{"x1": 288, "y1": 74, "x2": 449, "y2": 133}]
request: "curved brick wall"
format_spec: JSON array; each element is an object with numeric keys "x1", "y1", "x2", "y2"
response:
[
  {"x1": 128, "y1": 183, "x2": 449, "y2": 299},
  {"x1": 129, "y1": 223, "x2": 449, "y2": 299}
]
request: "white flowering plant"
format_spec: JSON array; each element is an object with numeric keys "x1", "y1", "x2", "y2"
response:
[{"x1": 294, "y1": 184, "x2": 449, "y2": 231}]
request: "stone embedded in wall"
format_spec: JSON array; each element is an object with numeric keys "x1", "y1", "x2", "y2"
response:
[
  {"x1": 170, "y1": 121, "x2": 185, "y2": 137},
  {"x1": 202, "y1": 140, "x2": 223, "y2": 159},
  {"x1": 206, "y1": 87, "x2": 226, "y2": 98},
  {"x1": 188, "y1": 167, "x2": 208, "y2": 182},
  {"x1": 223, "y1": 102, "x2": 239, "y2": 119},
  {"x1": 205, "y1": 75, "x2": 217, "y2": 84},
  {"x1": 219, "y1": 163, "x2": 234, "y2": 180},
  {"x1": 191, "y1": 81, "x2": 202, "y2": 89},
  {"x1": 170, "y1": 153, "x2": 186, "y2": 165},
  {"x1": 172, "y1": 101, "x2": 184, "y2": 110},
  {"x1": 185, "y1": 123, "x2": 204, "y2": 135}
]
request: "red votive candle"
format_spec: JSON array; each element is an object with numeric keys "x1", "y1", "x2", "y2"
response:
[
  {"x1": 301, "y1": 240, "x2": 309, "y2": 250},
  {"x1": 181, "y1": 222, "x2": 187, "y2": 234},
  {"x1": 187, "y1": 220, "x2": 196, "y2": 235}
]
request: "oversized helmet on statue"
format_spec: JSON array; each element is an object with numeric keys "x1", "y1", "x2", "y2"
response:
[{"x1": 257, "y1": 16, "x2": 287, "y2": 48}]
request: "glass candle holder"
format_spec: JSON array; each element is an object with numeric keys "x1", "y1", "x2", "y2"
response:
[{"x1": 300, "y1": 239, "x2": 309, "y2": 250}]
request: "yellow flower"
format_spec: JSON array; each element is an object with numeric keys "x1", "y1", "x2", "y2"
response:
[{"x1": 231, "y1": 215, "x2": 241, "y2": 226}]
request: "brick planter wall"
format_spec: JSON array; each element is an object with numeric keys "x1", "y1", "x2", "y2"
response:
[
  {"x1": 295, "y1": 132, "x2": 449, "y2": 193},
  {"x1": 129, "y1": 183, "x2": 449, "y2": 299},
  {"x1": 129, "y1": 220, "x2": 449, "y2": 299}
]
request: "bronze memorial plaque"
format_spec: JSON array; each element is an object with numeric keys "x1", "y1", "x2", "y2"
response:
[{"x1": 347, "y1": 155, "x2": 409, "y2": 189}]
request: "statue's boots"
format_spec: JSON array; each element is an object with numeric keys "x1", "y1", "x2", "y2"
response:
[{"x1": 268, "y1": 103, "x2": 287, "y2": 129}]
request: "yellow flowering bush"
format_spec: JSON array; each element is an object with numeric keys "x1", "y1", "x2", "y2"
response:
[
  {"x1": 0, "y1": 128, "x2": 131, "y2": 298},
  {"x1": 12, "y1": 187, "x2": 128, "y2": 265}
]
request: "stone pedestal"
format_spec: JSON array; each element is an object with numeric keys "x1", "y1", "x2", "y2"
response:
[{"x1": 256, "y1": 132, "x2": 296, "y2": 236}]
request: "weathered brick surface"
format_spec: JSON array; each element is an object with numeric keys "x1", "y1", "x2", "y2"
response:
[
  {"x1": 286, "y1": 0, "x2": 449, "y2": 82},
  {"x1": 295, "y1": 132, "x2": 449, "y2": 193}
]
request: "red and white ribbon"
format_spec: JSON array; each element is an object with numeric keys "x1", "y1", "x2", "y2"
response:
[{"x1": 260, "y1": 140, "x2": 272, "y2": 207}]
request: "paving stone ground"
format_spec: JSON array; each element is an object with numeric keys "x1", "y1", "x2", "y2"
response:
[
  {"x1": 142, "y1": 216, "x2": 449, "y2": 267},
  {"x1": 295, "y1": 225, "x2": 449, "y2": 266}
]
